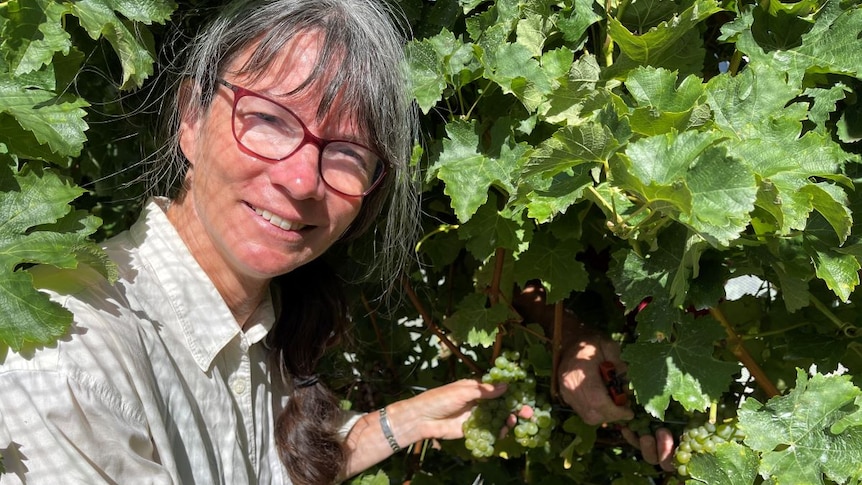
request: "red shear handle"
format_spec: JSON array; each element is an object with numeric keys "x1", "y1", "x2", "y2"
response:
[{"x1": 599, "y1": 361, "x2": 629, "y2": 407}]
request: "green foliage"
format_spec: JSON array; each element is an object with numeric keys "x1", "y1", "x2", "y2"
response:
[
  {"x1": 739, "y1": 369, "x2": 862, "y2": 484},
  {"x1": 0, "y1": 162, "x2": 115, "y2": 350},
  {"x1": 3, "y1": 0, "x2": 862, "y2": 483},
  {"x1": 0, "y1": 0, "x2": 175, "y2": 349},
  {"x1": 368, "y1": 0, "x2": 862, "y2": 481}
]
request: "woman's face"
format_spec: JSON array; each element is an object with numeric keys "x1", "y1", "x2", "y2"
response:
[{"x1": 174, "y1": 32, "x2": 364, "y2": 286}]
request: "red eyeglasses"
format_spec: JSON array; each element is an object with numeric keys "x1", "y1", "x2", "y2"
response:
[{"x1": 217, "y1": 78, "x2": 388, "y2": 197}]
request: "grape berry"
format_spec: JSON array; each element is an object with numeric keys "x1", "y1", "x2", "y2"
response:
[
  {"x1": 674, "y1": 419, "x2": 745, "y2": 476},
  {"x1": 462, "y1": 351, "x2": 555, "y2": 458}
]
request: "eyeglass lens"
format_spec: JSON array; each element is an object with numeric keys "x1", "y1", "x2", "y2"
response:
[{"x1": 232, "y1": 92, "x2": 383, "y2": 196}]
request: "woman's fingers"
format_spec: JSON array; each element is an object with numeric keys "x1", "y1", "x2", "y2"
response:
[{"x1": 620, "y1": 426, "x2": 677, "y2": 472}]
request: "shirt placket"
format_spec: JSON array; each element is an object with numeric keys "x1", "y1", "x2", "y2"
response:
[{"x1": 229, "y1": 335, "x2": 258, "y2": 473}]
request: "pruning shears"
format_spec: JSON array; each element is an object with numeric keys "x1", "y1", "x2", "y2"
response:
[{"x1": 599, "y1": 361, "x2": 629, "y2": 407}]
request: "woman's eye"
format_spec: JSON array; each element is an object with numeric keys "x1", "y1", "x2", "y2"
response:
[
  {"x1": 254, "y1": 112, "x2": 276, "y2": 122},
  {"x1": 251, "y1": 111, "x2": 285, "y2": 126},
  {"x1": 331, "y1": 147, "x2": 366, "y2": 166}
]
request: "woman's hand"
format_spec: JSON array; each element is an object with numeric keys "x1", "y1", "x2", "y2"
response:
[
  {"x1": 558, "y1": 335, "x2": 675, "y2": 471},
  {"x1": 403, "y1": 378, "x2": 508, "y2": 440},
  {"x1": 514, "y1": 281, "x2": 676, "y2": 472},
  {"x1": 558, "y1": 331, "x2": 634, "y2": 425},
  {"x1": 343, "y1": 379, "x2": 507, "y2": 477}
]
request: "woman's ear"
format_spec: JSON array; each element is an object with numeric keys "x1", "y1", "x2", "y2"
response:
[{"x1": 178, "y1": 79, "x2": 203, "y2": 165}]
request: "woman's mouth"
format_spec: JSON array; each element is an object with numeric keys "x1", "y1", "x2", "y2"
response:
[{"x1": 253, "y1": 206, "x2": 307, "y2": 231}]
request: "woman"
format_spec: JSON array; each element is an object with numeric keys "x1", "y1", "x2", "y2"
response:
[{"x1": 0, "y1": 0, "x2": 507, "y2": 483}]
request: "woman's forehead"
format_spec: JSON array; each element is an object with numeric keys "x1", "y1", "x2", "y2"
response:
[
  {"x1": 222, "y1": 32, "x2": 369, "y2": 139},
  {"x1": 227, "y1": 32, "x2": 326, "y2": 96}
]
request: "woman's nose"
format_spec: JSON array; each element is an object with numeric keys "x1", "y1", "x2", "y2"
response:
[{"x1": 271, "y1": 144, "x2": 326, "y2": 200}]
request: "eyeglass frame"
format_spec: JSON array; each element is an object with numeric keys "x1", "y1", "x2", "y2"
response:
[{"x1": 215, "y1": 78, "x2": 389, "y2": 197}]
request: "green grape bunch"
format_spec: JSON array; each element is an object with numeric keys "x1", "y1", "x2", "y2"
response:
[
  {"x1": 674, "y1": 419, "x2": 745, "y2": 477},
  {"x1": 462, "y1": 351, "x2": 555, "y2": 458}
]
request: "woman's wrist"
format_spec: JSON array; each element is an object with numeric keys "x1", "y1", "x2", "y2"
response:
[
  {"x1": 379, "y1": 399, "x2": 423, "y2": 451},
  {"x1": 378, "y1": 407, "x2": 401, "y2": 452}
]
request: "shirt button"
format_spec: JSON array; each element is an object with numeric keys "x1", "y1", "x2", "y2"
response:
[{"x1": 231, "y1": 379, "x2": 247, "y2": 395}]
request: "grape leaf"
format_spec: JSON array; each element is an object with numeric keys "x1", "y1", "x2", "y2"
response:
[
  {"x1": 443, "y1": 293, "x2": 511, "y2": 347},
  {"x1": 734, "y1": 0, "x2": 862, "y2": 85},
  {"x1": 520, "y1": 165, "x2": 595, "y2": 223},
  {"x1": 70, "y1": 0, "x2": 174, "y2": 89},
  {"x1": 608, "y1": 24, "x2": 709, "y2": 79},
  {"x1": 614, "y1": 130, "x2": 758, "y2": 246},
  {"x1": 561, "y1": 415, "x2": 598, "y2": 455},
  {"x1": 808, "y1": 246, "x2": 860, "y2": 303},
  {"x1": 512, "y1": 230, "x2": 587, "y2": 303},
  {"x1": 624, "y1": 67, "x2": 708, "y2": 136},
  {"x1": 539, "y1": 54, "x2": 602, "y2": 125},
  {"x1": 731, "y1": 133, "x2": 850, "y2": 237},
  {"x1": 458, "y1": 193, "x2": 528, "y2": 260},
  {"x1": 802, "y1": 183, "x2": 852, "y2": 245},
  {"x1": 772, "y1": 262, "x2": 810, "y2": 313},
  {"x1": 804, "y1": 84, "x2": 851, "y2": 133},
  {"x1": 0, "y1": 165, "x2": 114, "y2": 350},
  {"x1": 607, "y1": 0, "x2": 722, "y2": 66},
  {"x1": 609, "y1": 223, "x2": 709, "y2": 311},
  {"x1": 622, "y1": 312, "x2": 738, "y2": 419},
  {"x1": 630, "y1": 298, "x2": 677, "y2": 342},
  {"x1": 686, "y1": 441, "x2": 759, "y2": 485},
  {"x1": 616, "y1": 0, "x2": 678, "y2": 31},
  {"x1": 706, "y1": 62, "x2": 803, "y2": 142},
  {"x1": 739, "y1": 369, "x2": 862, "y2": 485},
  {"x1": 405, "y1": 38, "x2": 447, "y2": 114},
  {"x1": 430, "y1": 119, "x2": 529, "y2": 222},
  {"x1": 91, "y1": 0, "x2": 176, "y2": 24},
  {"x1": 418, "y1": 225, "x2": 463, "y2": 268},
  {"x1": 516, "y1": 13, "x2": 548, "y2": 58},
  {"x1": 350, "y1": 469, "x2": 390, "y2": 485},
  {"x1": 406, "y1": 30, "x2": 478, "y2": 114},
  {"x1": 524, "y1": 122, "x2": 618, "y2": 178},
  {"x1": 557, "y1": 0, "x2": 601, "y2": 48},
  {"x1": 0, "y1": 74, "x2": 88, "y2": 159},
  {"x1": 1, "y1": 0, "x2": 71, "y2": 75},
  {"x1": 679, "y1": 147, "x2": 757, "y2": 246},
  {"x1": 481, "y1": 41, "x2": 556, "y2": 111}
]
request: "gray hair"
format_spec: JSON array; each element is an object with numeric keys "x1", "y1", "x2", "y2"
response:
[{"x1": 153, "y1": 0, "x2": 419, "y2": 288}]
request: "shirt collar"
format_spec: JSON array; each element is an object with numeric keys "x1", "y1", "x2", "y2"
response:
[{"x1": 128, "y1": 197, "x2": 276, "y2": 371}]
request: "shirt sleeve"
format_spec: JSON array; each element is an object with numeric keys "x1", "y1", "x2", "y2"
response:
[
  {"x1": 337, "y1": 410, "x2": 365, "y2": 440},
  {"x1": 0, "y1": 367, "x2": 173, "y2": 484}
]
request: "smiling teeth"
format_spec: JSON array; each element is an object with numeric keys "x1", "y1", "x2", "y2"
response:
[{"x1": 254, "y1": 207, "x2": 306, "y2": 231}]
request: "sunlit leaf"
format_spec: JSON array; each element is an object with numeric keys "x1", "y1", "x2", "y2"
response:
[
  {"x1": 0, "y1": 165, "x2": 114, "y2": 350},
  {"x1": 739, "y1": 370, "x2": 862, "y2": 484}
]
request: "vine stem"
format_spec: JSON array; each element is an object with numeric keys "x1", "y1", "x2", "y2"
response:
[
  {"x1": 740, "y1": 321, "x2": 809, "y2": 339},
  {"x1": 508, "y1": 319, "x2": 551, "y2": 342},
  {"x1": 490, "y1": 247, "x2": 506, "y2": 362},
  {"x1": 551, "y1": 301, "x2": 563, "y2": 400},
  {"x1": 360, "y1": 291, "x2": 398, "y2": 380},
  {"x1": 464, "y1": 79, "x2": 496, "y2": 120},
  {"x1": 587, "y1": 185, "x2": 622, "y2": 227},
  {"x1": 709, "y1": 307, "x2": 780, "y2": 398},
  {"x1": 810, "y1": 294, "x2": 858, "y2": 336},
  {"x1": 414, "y1": 224, "x2": 458, "y2": 253},
  {"x1": 402, "y1": 277, "x2": 482, "y2": 374},
  {"x1": 602, "y1": 0, "x2": 615, "y2": 67}
]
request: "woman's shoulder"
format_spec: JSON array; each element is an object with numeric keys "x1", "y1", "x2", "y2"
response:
[{"x1": 5, "y1": 259, "x2": 152, "y2": 388}]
